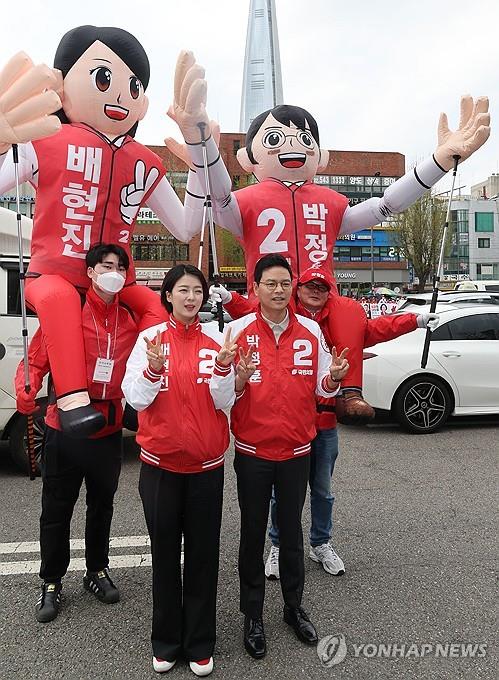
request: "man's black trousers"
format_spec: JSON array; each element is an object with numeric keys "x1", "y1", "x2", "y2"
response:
[
  {"x1": 39, "y1": 426, "x2": 122, "y2": 583},
  {"x1": 234, "y1": 451, "x2": 310, "y2": 619},
  {"x1": 139, "y1": 462, "x2": 224, "y2": 662}
]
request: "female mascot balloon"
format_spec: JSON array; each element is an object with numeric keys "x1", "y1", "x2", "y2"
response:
[
  {"x1": 0, "y1": 26, "x2": 212, "y2": 436},
  {"x1": 169, "y1": 54, "x2": 490, "y2": 422}
]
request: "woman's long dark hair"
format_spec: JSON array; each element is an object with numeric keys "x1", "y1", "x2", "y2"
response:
[
  {"x1": 54, "y1": 25, "x2": 150, "y2": 137},
  {"x1": 160, "y1": 265, "x2": 209, "y2": 314}
]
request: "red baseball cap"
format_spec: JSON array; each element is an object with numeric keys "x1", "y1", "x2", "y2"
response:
[{"x1": 298, "y1": 265, "x2": 333, "y2": 290}]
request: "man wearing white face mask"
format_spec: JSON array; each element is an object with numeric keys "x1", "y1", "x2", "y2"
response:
[{"x1": 15, "y1": 243, "x2": 138, "y2": 623}]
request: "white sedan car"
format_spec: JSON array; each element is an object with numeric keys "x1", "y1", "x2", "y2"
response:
[{"x1": 363, "y1": 304, "x2": 499, "y2": 433}]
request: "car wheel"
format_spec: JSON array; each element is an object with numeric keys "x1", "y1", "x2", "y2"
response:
[
  {"x1": 8, "y1": 405, "x2": 47, "y2": 475},
  {"x1": 393, "y1": 375, "x2": 452, "y2": 434}
]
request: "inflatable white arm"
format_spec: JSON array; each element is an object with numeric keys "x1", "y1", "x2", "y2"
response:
[
  {"x1": 340, "y1": 95, "x2": 490, "y2": 235},
  {"x1": 340, "y1": 155, "x2": 446, "y2": 234},
  {"x1": 0, "y1": 141, "x2": 38, "y2": 193},
  {"x1": 145, "y1": 170, "x2": 208, "y2": 243},
  {"x1": 186, "y1": 135, "x2": 243, "y2": 238}
]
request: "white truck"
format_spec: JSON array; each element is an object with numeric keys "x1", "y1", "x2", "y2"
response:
[{"x1": 0, "y1": 206, "x2": 47, "y2": 472}]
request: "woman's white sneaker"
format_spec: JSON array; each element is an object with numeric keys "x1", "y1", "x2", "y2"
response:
[
  {"x1": 189, "y1": 657, "x2": 214, "y2": 676},
  {"x1": 153, "y1": 657, "x2": 176, "y2": 673},
  {"x1": 309, "y1": 544, "x2": 345, "y2": 575}
]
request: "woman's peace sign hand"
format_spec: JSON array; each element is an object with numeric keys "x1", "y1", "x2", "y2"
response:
[
  {"x1": 144, "y1": 330, "x2": 165, "y2": 373},
  {"x1": 216, "y1": 326, "x2": 239, "y2": 367}
]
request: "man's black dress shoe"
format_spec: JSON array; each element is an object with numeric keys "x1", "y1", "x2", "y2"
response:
[
  {"x1": 243, "y1": 615, "x2": 266, "y2": 659},
  {"x1": 58, "y1": 405, "x2": 106, "y2": 438},
  {"x1": 283, "y1": 605, "x2": 318, "y2": 645}
]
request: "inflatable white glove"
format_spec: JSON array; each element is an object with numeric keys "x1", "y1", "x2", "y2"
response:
[
  {"x1": 417, "y1": 313, "x2": 440, "y2": 330},
  {"x1": 169, "y1": 50, "x2": 211, "y2": 144},
  {"x1": 209, "y1": 283, "x2": 232, "y2": 305},
  {"x1": 0, "y1": 52, "x2": 62, "y2": 154},
  {"x1": 434, "y1": 96, "x2": 490, "y2": 171}
]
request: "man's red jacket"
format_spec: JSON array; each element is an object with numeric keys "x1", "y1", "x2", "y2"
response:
[
  {"x1": 15, "y1": 286, "x2": 138, "y2": 438},
  {"x1": 224, "y1": 292, "x2": 418, "y2": 429}
]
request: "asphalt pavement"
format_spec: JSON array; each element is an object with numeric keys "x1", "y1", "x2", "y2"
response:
[{"x1": 0, "y1": 418, "x2": 497, "y2": 680}]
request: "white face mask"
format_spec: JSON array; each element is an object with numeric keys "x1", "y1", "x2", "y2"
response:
[{"x1": 95, "y1": 271, "x2": 125, "y2": 294}]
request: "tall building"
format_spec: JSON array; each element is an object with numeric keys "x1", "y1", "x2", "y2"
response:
[{"x1": 239, "y1": 0, "x2": 284, "y2": 132}]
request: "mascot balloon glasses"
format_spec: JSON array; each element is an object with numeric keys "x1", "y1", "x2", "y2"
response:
[
  {"x1": 170, "y1": 57, "x2": 489, "y2": 423},
  {"x1": 0, "y1": 26, "x2": 211, "y2": 436}
]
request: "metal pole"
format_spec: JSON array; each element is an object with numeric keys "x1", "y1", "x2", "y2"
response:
[
  {"x1": 370, "y1": 171, "x2": 380, "y2": 292},
  {"x1": 196, "y1": 122, "x2": 224, "y2": 332},
  {"x1": 421, "y1": 155, "x2": 460, "y2": 368},
  {"x1": 13, "y1": 144, "x2": 37, "y2": 480},
  {"x1": 197, "y1": 202, "x2": 207, "y2": 270}
]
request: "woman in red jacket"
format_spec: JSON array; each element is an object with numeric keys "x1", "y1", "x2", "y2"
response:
[{"x1": 122, "y1": 265, "x2": 235, "y2": 677}]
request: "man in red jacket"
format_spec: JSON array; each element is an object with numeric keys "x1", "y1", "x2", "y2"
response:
[
  {"x1": 15, "y1": 243, "x2": 138, "y2": 624},
  {"x1": 210, "y1": 265, "x2": 436, "y2": 580},
  {"x1": 212, "y1": 254, "x2": 350, "y2": 660},
  {"x1": 263, "y1": 267, "x2": 438, "y2": 579}
]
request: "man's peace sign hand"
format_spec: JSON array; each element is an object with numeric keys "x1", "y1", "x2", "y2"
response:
[
  {"x1": 236, "y1": 345, "x2": 256, "y2": 384},
  {"x1": 216, "y1": 326, "x2": 239, "y2": 367},
  {"x1": 144, "y1": 330, "x2": 165, "y2": 373},
  {"x1": 329, "y1": 346, "x2": 349, "y2": 383}
]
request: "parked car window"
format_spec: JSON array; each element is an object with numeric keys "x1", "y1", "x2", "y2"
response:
[
  {"x1": 446, "y1": 314, "x2": 499, "y2": 341},
  {"x1": 6, "y1": 267, "x2": 37, "y2": 316},
  {"x1": 431, "y1": 322, "x2": 452, "y2": 341}
]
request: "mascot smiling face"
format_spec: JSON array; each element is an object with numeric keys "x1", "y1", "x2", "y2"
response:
[
  {"x1": 54, "y1": 25, "x2": 150, "y2": 138},
  {"x1": 236, "y1": 104, "x2": 330, "y2": 183}
]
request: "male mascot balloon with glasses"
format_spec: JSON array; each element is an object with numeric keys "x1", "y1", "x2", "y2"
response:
[{"x1": 170, "y1": 78, "x2": 489, "y2": 422}]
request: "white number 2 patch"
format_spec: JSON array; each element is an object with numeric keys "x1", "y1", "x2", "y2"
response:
[
  {"x1": 198, "y1": 348, "x2": 218, "y2": 375},
  {"x1": 258, "y1": 208, "x2": 288, "y2": 253},
  {"x1": 293, "y1": 339, "x2": 313, "y2": 366}
]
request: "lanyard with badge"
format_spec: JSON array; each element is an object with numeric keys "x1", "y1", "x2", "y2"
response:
[{"x1": 88, "y1": 303, "x2": 119, "y2": 384}]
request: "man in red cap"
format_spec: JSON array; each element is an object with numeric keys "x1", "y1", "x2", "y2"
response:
[{"x1": 211, "y1": 267, "x2": 437, "y2": 576}]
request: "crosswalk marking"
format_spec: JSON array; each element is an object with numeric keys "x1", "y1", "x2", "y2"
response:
[
  {"x1": 0, "y1": 535, "x2": 150, "y2": 555},
  {"x1": 0, "y1": 535, "x2": 187, "y2": 576},
  {"x1": 0, "y1": 553, "x2": 154, "y2": 576}
]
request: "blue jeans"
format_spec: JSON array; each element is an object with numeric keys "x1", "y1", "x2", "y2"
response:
[{"x1": 268, "y1": 428, "x2": 339, "y2": 548}]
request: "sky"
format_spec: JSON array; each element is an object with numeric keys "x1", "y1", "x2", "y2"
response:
[{"x1": 3, "y1": 0, "x2": 497, "y2": 195}]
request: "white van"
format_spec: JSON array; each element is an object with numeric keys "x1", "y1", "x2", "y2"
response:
[
  {"x1": 454, "y1": 280, "x2": 499, "y2": 293},
  {"x1": 0, "y1": 207, "x2": 47, "y2": 472}
]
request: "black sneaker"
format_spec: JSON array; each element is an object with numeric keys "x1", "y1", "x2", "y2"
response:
[
  {"x1": 35, "y1": 582, "x2": 62, "y2": 623},
  {"x1": 83, "y1": 568, "x2": 120, "y2": 604}
]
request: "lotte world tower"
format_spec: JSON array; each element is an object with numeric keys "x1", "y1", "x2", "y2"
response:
[{"x1": 239, "y1": 0, "x2": 284, "y2": 132}]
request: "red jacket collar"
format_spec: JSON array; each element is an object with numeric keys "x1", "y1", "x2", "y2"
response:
[
  {"x1": 86, "y1": 285, "x2": 120, "y2": 317},
  {"x1": 168, "y1": 314, "x2": 201, "y2": 338},
  {"x1": 255, "y1": 304, "x2": 296, "y2": 338},
  {"x1": 295, "y1": 299, "x2": 329, "y2": 324}
]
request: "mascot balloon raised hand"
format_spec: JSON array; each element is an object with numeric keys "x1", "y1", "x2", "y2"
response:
[
  {"x1": 170, "y1": 64, "x2": 490, "y2": 423},
  {"x1": 0, "y1": 26, "x2": 213, "y2": 436}
]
